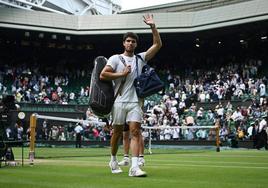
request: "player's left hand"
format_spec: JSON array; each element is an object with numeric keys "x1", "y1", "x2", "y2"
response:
[{"x1": 143, "y1": 14, "x2": 155, "y2": 27}]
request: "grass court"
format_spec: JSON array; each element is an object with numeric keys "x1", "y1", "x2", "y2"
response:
[{"x1": 0, "y1": 147, "x2": 267, "y2": 188}]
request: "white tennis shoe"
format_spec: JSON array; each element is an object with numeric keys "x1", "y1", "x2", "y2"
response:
[
  {"x1": 138, "y1": 157, "x2": 145, "y2": 167},
  {"x1": 129, "y1": 167, "x2": 147, "y2": 177},
  {"x1": 109, "y1": 161, "x2": 123, "y2": 174},
  {"x1": 118, "y1": 157, "x2": 130, "y2": 166}
]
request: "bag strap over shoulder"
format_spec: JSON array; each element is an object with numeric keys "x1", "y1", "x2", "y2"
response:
[
  {"x1": 135, "y1": 54, "x2": 143, "y2": 77},
  {"x1": 119, "y1": 55, "x2": 127, "y2": 66},
  {"x1": 115, "y1": 55, "x2": 127, "y2": 97}
]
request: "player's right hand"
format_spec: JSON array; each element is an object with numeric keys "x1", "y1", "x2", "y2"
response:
[{"x1": 123, "y1": 65, "x2": 131, "y2": 76}]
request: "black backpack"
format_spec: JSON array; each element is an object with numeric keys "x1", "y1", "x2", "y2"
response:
[{"x1": 89, "y1": 56, "x2": 115, "y2": 117}]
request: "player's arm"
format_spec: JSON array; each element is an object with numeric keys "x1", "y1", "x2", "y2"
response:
[
  {"x1": 143, "y1": 14, "x2": 162, "y2": 62},
  {"x1": 100, "y1": 65, "x2": 131, "y2": 81}
]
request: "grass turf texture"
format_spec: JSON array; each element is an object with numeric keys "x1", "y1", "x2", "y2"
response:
[{"x1": 0, "y1": 147, "x2": 267, "y2": 188}]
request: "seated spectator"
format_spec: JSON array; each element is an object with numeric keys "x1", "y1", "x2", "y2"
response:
[
  {"x1": 231, "y1": 107, "x2": 244, "y2": 128},
  {"x1": 259, "y1": 81, "x2": 266, "y2": 97},
  {"x1": 49, "y1": 125, "x2": 59, "y2": 140},
  {"x1": 164, "y1": 125, "x2": 172, "y2": 140},
  {"x1": 198, "y1": 91, "x2": 206, "y2": 102},
  {"x1": 220, "y1": 125, "x2": 229, "y2": 141},
  {"x1": 196, "y1": 107, "x2": 204, "y2": 120},
  {"x1": 225, "y1": 101, "x2": 233, "y2": 111},
  {"x1": 236, "y1": 126, "x2": 245, "y2": 140},
  {"x1": 172, "y1": 127, "x2": 180, "y2": 140},
  {"x1": 185, "y1": 115, "x2": 195, "y2": 126},
  {"x1": 216, "y1": 104, "x2": 224, "y2": 119},
  {"x1": 206, "y1": 109, "x2": 215, "y2": 122}
]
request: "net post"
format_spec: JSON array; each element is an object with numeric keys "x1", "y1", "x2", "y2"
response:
[
  {"x1": 29, "y1": 113, "x2": 37, "y2": 165},
  {"x1": 148, "y1": 128, "x2": 152, "y2": 154},
  {"x1": 215, "y1": 125, "x2": 220, "y2": 152}
]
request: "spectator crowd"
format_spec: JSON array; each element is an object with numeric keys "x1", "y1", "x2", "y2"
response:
[{"x1": 1, "y1": 55, "x2": 268, "y2": 149}]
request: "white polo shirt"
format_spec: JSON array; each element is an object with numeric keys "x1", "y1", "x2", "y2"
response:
[{"x1": 107, "y1": 52, "x2": 146, "y2": 103}]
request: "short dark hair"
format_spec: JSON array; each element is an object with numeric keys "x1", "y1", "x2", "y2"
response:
[{"x1": 123, "y1": 32, "x2": 139, "y2": 43}]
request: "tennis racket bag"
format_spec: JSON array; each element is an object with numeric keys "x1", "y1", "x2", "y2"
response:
[{"x1": 89, "y1": 56, "x2": 114, "y2": 117}]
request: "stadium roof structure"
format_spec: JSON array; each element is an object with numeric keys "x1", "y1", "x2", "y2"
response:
[
  {"x1": 0, "y1": 0, "x2": 121, "y2": 15},
  {"x1": 120, "y1": 0, "x2": 253, "y2": 14},
  {"x1": 0, "y1": 0, "x2": 267, "y2": 35}
]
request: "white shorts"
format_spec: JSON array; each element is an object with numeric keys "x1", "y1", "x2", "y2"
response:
[{"x1": 112, "y1": 102, "x2": 143, "y2": 125}]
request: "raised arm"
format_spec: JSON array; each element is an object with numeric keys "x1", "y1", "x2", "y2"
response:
[{"x1": 143, "y1": 14, "x2": 162, "y2": 62}]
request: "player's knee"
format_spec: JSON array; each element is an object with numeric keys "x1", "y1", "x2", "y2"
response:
[
  {"x1": 113, "y1": 128, "x2": 123, "y2": 139},
  {"x1": 130, "y1": 128, "x2": 140, "y2": 138},
  {"x1": 116, "y1": 131, "x2": 123, "y2": 139}
]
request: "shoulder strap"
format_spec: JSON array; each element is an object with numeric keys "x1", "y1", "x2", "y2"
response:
[
  {"x1": 136, "y1": 54, "x2": 142, "y2": 60},
  {"x1": 135, "y1": 54, "x2": 143, "y2": 77},
  {"x1": 115, "y1": 55, "x2": 127, "y2": 98},
  {"x1": 119, "y1": 55, "x2": 127, "y2": 66}
]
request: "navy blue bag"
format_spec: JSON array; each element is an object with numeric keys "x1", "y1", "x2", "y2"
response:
[{"x1": 134, "y1": 56, "x2": 164, "y2": 98}]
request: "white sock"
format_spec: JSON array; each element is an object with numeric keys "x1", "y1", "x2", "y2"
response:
[
  {"x1": 111, "y1": 155, "x2": 117, "y2": 162},
  {"x1": 131, "y1": 157, "x2": 138, "y2": 168}
]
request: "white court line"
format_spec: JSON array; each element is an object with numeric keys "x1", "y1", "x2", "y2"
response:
[
  {"x1": 151, "y1": 163, "x2": 268, "y2": 170},
  {"x1": 160, "y1": 154, "x2": 268, "y2": 159},
  {"x1": 151, "y1": 159, "x2": 268, "y2": 165},
  {"x1": 34, "y1": 159, "x2": 268, "y2": 170}
]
